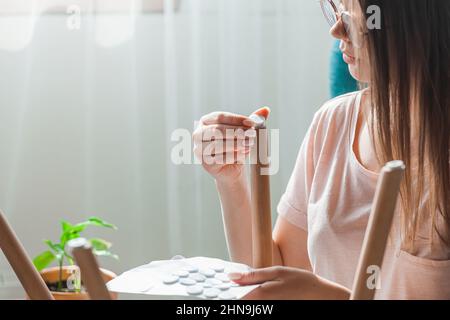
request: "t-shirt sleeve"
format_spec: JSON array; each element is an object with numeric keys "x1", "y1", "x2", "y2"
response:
[{"x1": 277, "y1": 111, "x2": 321, "y2": 231}]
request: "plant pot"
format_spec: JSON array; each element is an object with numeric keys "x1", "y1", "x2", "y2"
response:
[{"x1": 38, "y1": 266, "x2": 118, "y2": 300}]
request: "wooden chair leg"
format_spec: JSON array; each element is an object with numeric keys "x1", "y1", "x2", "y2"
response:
[
  {"x1": 350, "y1": 160, "x2": 405, "y2": 300},
  {"x1": 250, "y1": 113, "x2": 273, "y2": 269},
  {"x1": 68, "y1": 238, "x2": 112, "y2": 300},
  {"x1": 0, "y1": 210, "x2": 53, "y2": 300}
]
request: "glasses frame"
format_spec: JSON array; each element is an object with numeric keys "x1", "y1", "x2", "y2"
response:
[{"x1": 319, "y1": 0, "x2": 367, "y2": 48}]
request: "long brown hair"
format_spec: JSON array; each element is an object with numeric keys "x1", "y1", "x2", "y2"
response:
[{"x1": 358, "y1": 0, "x2": 450, "y2": 250}]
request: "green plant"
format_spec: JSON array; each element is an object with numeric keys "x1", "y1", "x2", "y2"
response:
[{"x1": 33, "y1": 216, "x2": 118, "y2": 292}]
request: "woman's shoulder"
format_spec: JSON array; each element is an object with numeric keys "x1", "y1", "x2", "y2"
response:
[
  {"x1": 311, "y1": 91, "x2": 361, "y2": 148},
  {"x1": 310, "y1": 90, "x2": 362, "y2": 133}
]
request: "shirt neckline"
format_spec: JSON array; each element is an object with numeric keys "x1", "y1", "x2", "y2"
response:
[{"x1": 349, "y1": 90, "x2": 379, "y2": 180}]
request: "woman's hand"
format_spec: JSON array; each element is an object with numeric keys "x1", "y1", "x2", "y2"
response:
[
  {"x1": 229, "y1": 267, "x2": 351, "y2": 300},
  {"x1": 192, "y1": 111, "x2": 256, "y2": 184}
]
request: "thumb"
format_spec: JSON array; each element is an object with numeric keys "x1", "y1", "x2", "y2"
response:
[
  {"x1": 243, "y1": 106, "x2": 271, "y2": 127},
  {"x1": 228, "y1": 267, "x2": 282, "y2": 285}
]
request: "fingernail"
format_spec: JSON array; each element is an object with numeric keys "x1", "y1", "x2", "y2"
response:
[
  {"x1": 228, "y1": 272, "x2": 243, "y2": 280},
  {"x1": 254, "y1": 106, "x2": 271, "y2": 119}
]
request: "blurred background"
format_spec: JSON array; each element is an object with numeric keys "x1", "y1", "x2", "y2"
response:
[{"x1": 0, "y1": 0, "x2": 332, "y2": 298}]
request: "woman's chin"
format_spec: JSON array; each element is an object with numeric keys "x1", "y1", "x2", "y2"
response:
[{"x1": 348, "y1": 64, "x2": 367, "y2": 83}]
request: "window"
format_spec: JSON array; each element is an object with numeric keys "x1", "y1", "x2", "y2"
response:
[{"x1": 0, "y1": 0, "x2": 181, "y2": 15}]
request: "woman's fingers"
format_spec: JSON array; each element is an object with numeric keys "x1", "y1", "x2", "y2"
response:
[
  {"x1": 193, "y1": 124, "x2": 256, "y2": 143},
  {"x1": 192, "y1": 110, "x2": 263, "y2": 174},
  {"x1": 197, "y1": 138, "x2": 254, "y2": 155},
  {"x1": 201, "y1": 112, "x2": 253, "y2": 126},
  {"x1": 194, "y1": 144, "x2": 250, "y2": 165},
  {"x1": 228, "y1": 267, "x2": 284, "y2": 285},
  {"x1": 204, "y1": 151, "x2": 248, "y2": 166}
]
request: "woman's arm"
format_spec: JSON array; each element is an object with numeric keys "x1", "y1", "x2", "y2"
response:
[
  {"x1": 217, "y1": 177, "x2": 311, "y2": 271},
  {"x1": 216, "y1": 176, "x2": 254, "y2": 265},
  {"x1": 273, "y1": 216, "x2": 312, "y2": 271}
]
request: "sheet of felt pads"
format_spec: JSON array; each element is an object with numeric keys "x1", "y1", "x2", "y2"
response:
[{"x1": 107, "y1": 256, "x2": 260, "y2": 300}]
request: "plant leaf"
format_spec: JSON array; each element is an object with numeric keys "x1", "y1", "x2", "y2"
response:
[
  {"x1": 60, "y1": 231, "x2": 81, "y2": 249},
  {"x1": 64, "y1": 253, "x2": 74, "y2": 266},
  {"x1": 60, "y1": 220, "x2": 87, "y2": 245},
  {"x1": 79, "y1": 217, "x2": 118, "y2": 230},
  {"x1": 61, "y1": 220, "x2": 73, "y2": 233},
  {"x1": 44, "y1": 240, "x2": 64, "y2": 261},
  {"x1": 33, "y1": 250, "x2": 55, "y2": 271},
  {"x1": 93, "y1": 250, "x2": 119, "y2": 260},
  {"x1": 44, "y1": 240, "x2": 63, "y2": 253},
  {"x1": 89, "y1": 238, "x2": 112, "y2": 251},
  {"x1": 59, "y1": 216, "x2": 116, "y2": 252}
]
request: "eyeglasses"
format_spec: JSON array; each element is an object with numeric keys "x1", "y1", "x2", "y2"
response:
[{"x1": 319, "y1": 0, "x2": 366, "y2": 48}]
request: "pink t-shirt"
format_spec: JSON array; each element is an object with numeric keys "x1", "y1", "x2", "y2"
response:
[{"x1": 277, "y1": 91, "x2": 450, "y2": 299}]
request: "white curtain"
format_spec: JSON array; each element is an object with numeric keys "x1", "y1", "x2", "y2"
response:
[{"x1": 0, "y1": 0, "x2": 331, "y2": 298}]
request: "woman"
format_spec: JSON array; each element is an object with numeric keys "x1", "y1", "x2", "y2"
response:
[{"x1": 192, "y1": 0, "x2": 449, "y2": 299}]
